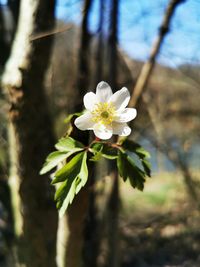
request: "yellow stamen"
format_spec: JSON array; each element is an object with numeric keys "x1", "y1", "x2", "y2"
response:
[{"x1": 91, "y1": 102, "x2": 116, "y2": 125}]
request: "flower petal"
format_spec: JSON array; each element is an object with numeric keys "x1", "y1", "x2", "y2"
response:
[
  {"x1": 96, "y1": 81, "x2": 113, "y2": 102},
  {"x1": 74, "y1": 112, "x2": 95, "y2": 130},
  {"x1": 93, "y1": 123, "x2": 113, "y2": 140},
  {"x1": 112, "y1": 122, "x2": 131, "y2": 136},
  {"x1": 83, "y1": 92, "x2": 98, "y2": 111},
  {"x1": 114, "y1": 108, "x2": 137, "y2": 123},
  {"x1": 109, "y1": 87, "x2": 130, "y2": 110}
]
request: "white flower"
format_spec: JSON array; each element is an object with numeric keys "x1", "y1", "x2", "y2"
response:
[{"x1": 74, "y1": 81, "x2": 137, "y2": 140}]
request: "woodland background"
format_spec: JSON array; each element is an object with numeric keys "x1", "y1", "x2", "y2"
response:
[{"x1": 0, "y1": 0, "x2": 200, "y2": 267}]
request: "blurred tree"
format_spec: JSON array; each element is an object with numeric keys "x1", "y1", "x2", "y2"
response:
[
  {"x1": 2, "y1": 0, "x2": 58, "y2": 266},
  {"x1": 63, "y1": 1, "x2": 93, "y2": 267},
  {"x1": 106, "y1": 0, "x2": 120, "y2": 267},
  {"x1": 0, "y1": 0, "x2": 20, "y2": 68},
  {"x1": 95, "y1": 0, "x2": 104, "y2": 83},
  {"x1": 0, "y1": 5, "x2": 10, "y2": 67},
  {"x1": 129, "y1": 0, "x2": 186, "y2": 107},
  {"x1": 126, "y1": 0, "x2": 199, "y2": 208},
  {"x1": 0, "y1": 1, "x2": 20, "y2": 264},
  {"x1": 7, "y1": 0, "x2": 20, "y2": 25}
]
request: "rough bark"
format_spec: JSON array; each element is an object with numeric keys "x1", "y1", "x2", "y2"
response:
[
  {"x1": 2, "y1": 0, "x2": 58, "y2": 266},
  {"x1": 129, "y1": 0, "x2": 186, "y2": 108}
]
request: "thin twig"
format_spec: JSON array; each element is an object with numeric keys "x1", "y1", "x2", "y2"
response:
[
  {"x1": 129, "y1": 0, "x2": 186, "y2": 108},
  {"x1": 30, "y1": 25, "x2": 72, "y2": 41}
]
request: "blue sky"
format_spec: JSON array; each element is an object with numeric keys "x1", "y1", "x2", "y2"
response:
[
  {"x1": 55, "y1": 0, "x2": 200, "y2": 67},
  {"x1": 1, "y1": 0, "x2": 199, "y2": 67}
]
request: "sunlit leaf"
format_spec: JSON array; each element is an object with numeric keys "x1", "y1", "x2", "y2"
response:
[
  {"x1": 54, "y1": 151, "x2": 88, "y2": 217},
  {"x1": 40, "y1": 151, "x2": 68, "y2": 175},
  {"x1": 55, "y1": 136, "x2": 84, "y2": 151},
  {"x1": 52, "y1": 151, "x2": 84, "y2": 184}
]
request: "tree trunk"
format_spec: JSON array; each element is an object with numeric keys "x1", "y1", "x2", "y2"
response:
[
  {"x1": 95, "y1": 0, "x2": 104, "y2": 83},
  {"x1": 106, "y1": 1, "x2": 120, "y2": 267},
  {"x1": 107, "y1": 0, "x2": 119, "y2": 89},
  {"x1": 7, "y1": 0, "x2": 21, "y2": 25},
  {"x1": 2, "y1": 0, "x2": 58, "y2": 266},
  {"x1": 62, "y1": 1, "x2": 93, "y2": 267},
  {"x1": 0, "y1": 5, "x2": 10, "y2": 67}
]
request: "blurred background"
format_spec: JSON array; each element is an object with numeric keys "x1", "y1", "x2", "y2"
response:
[{"x1": 0, "y1": 0, "x2": 200, "y2": 267}]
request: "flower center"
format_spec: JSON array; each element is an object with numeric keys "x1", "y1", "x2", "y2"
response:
[
  {"x1": 101, "y1": 111, "x2": 109, "y2": 118},
  {"x1": 91, "y1": 102, "x2": 116, "y2": 125}
]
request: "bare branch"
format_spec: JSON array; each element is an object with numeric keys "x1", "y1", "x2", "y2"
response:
[{"x1": 129, "y1": 0, "x2": 186, "y2": 108}]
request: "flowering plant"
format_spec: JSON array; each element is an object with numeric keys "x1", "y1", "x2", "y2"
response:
[
  {"x1": 74, "y1": 81, "x2": 137, "y2": 139},
  {"x1": 40, "y1": 82, "x2": 151, "y2": 217}
]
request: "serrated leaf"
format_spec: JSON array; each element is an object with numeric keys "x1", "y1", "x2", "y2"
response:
[
  {"x1": 54, "y1": 151, "x2": 88, "y2": 217},
  {"x1": 90, "y1": 142, "x2": 103, "y2": 161},
  {"x1": 40, "y1": 147, "x2": 84, "y2": 175},
  {"x1": 126, "y1": 155, "x2": 146, "y2": 191},
  {"x1": 117, "y1": 150, "x2": 146, "y2": 191},
  {"x1": 90, "y1": 151, "x2": 103, "y2": 161},
  {"x1": 142, "y1": 159, "x2": 151, "y2": 177},
  {"x1": 55, "y1": 136, "x2": 84, "y2": 152},
  {"x1": 75, "y1": 152, "x2": 88, "y2": 192},
  {"x1": 91, "y1": 142, "x2": 104, "y2": 152},
  {"x1": 101, "y1": 145, "x2": 118, "y2": 160},
  {"x1": 117, "y1": 151, "x2": 128, "y2": 181},
  {"x1": 40, "y1": 151, "x2": 68, "y2": 175},
  {"x1": 122, "y1": 139, "x2": 150, "y2": 159},
  {"x1": 52, "y1": 151, "x2": 84, "y2": 184},
  {"x1": 91, "y1": 142, "x2": 118, "y2": 160}
]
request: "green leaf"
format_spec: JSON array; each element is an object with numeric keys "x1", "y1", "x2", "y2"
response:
[
  {"x1": 101, "y1": 145, "x2": 118, "y2": 160},
  {"x1": 91, "y1": 142, "x2": 118, "y2": 160},
  {"x1": 40, "y1": 146, "x2": 84, "y2": 175},
  {"x1": 90, "y1": 142, "x2": 104, "y2": 161},
  {"x1": 91, "y1": 142, "x2": 103, "y2": 152},
  {"x1": 142, "y1": 159, "x2": 151, "y2": 177},
  {"x1": 64, "y1": 112, "x2": 83, "y2": 124},
  {"x1": 127, "y1": 155, "x2": 146, "y2": 191},
  {"x1": 90, "y1": 151, "x2": 103, "y2": 161},
  {"x1": 122, "y1": 139, "x2": 150, "y2": 159},
  {"x1": 117, "y1": 151, "x2": 128, "y2": 181},
  {"x1": 55, "y1": 136, "x2": 84, "y2": 152},
  {"x1": 117, "y1": 150, "x2": 146, "y2": 191},
  {"x1": 40, "y1": 151, "x2": 68, "y2": 175},
  {"x1": 54, "y1": 151, "x2": 88, "y2": 217},
  {"x1": 52, "y1": 151, "x2": 84, "y2": 184}
]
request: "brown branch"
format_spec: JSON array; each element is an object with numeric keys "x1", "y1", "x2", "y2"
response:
[
  {"x1": 129, "y1": 0, "x2": 186, "y2": 108},
  {"x1": 30, "y1": 25, "x2": 72, "y2": 41},
  {"x1": 119, "y1": 0, "x2": 198, "y2": 209}
]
